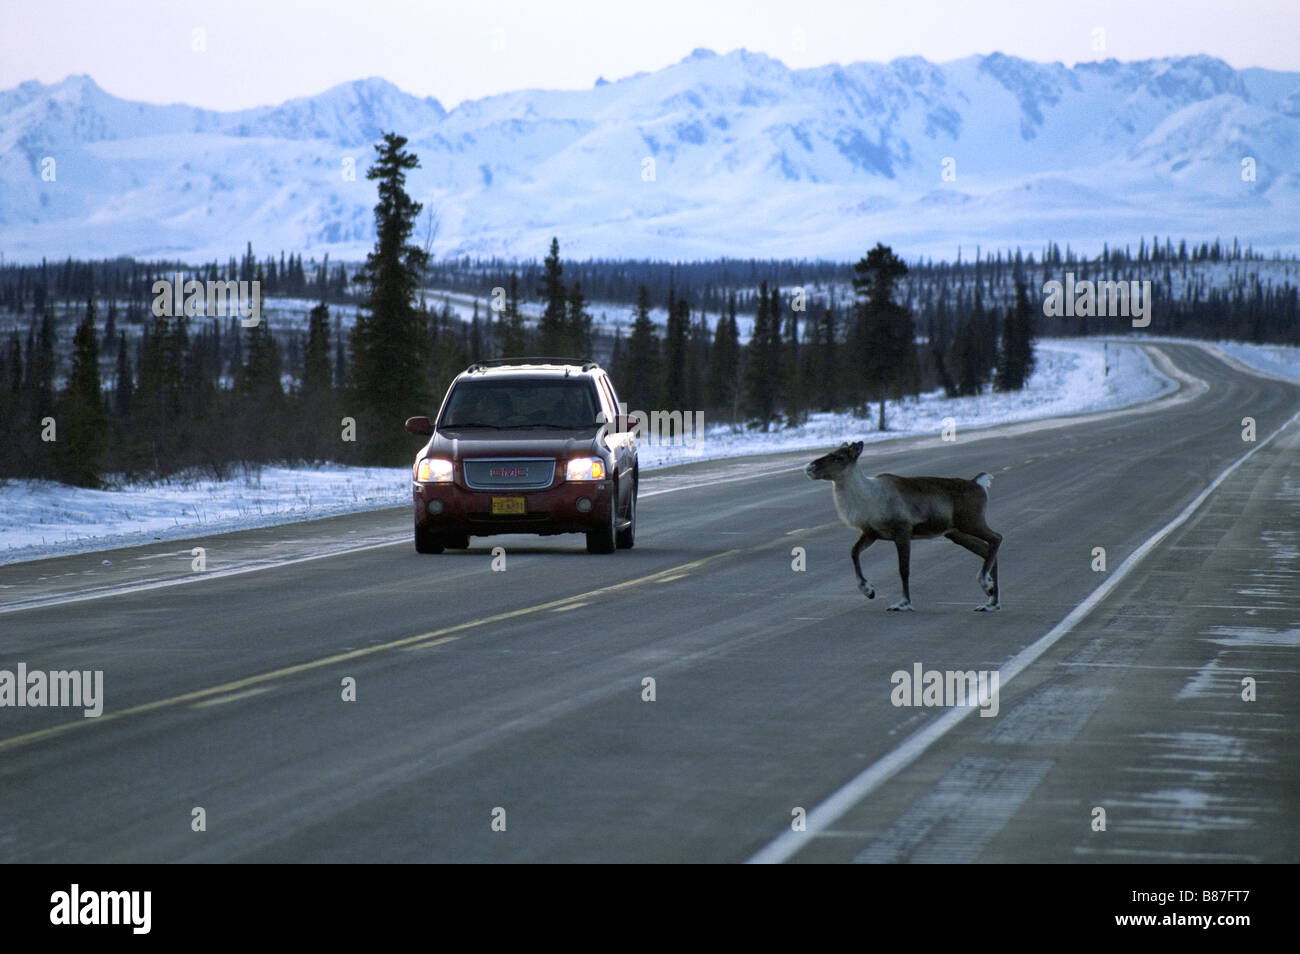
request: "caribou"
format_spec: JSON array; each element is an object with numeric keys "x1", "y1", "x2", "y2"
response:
[{"x1": 805, "y1": 441, "x2": 1002, "y2": 612}]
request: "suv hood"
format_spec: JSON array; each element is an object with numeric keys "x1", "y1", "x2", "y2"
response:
[{"x1": 424, "y1": 428, "x2": 606, "y2": 460}]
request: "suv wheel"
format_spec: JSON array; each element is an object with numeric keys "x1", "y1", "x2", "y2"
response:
[
  {"x1": 586, "y1": 491, "x2": 617, "y2": 554},
  {"x1": 616, "y1": 484, "x2": 636, "y2": 550},
  {"x1": 415, "y1": 524, "x2": 445, "y2": 554}
]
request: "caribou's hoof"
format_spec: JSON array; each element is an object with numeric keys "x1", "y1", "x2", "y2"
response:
[
  {"x1": 974, "y1": 602, "x2": 1000, "y2": 613},
  {"x1": 887, "y1": 600, "x2": 913, "y2": 612},
  {"x1": 858, "y1": 581, "x2": 875, "y2": 600}
]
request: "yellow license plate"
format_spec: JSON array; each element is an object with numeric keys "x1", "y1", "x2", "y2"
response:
[{"x1": 492, "y1": 497, "x2": 526, "y2": 515}]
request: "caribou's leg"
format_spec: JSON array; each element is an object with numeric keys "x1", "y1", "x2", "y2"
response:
[
  {"x1": 946, "y1": 529, "x2": 1001, "y2": 611},
  {"x1": 851, "y1": 529, "x2": 878, "y2": 599},
  {"x1": 887, "y1": 530, "x2": 914, "y2": 611},
  {"x1": 971, "y1": 521, "x2": 1002, "y2": 599}
]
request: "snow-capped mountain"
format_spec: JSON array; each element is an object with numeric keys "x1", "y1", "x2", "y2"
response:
[{"x1": 2, "y1": 50, "x2": 1297, "y2": 262}]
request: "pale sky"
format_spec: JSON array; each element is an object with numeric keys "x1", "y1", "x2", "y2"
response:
[{"x1": 2, "y1": 0, "x2": 1297, "y2": 111}]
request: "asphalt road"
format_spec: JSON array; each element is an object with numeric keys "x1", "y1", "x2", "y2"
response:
[{"x1": 1, "y1": 341, "x2": 1296, "y2": 863}]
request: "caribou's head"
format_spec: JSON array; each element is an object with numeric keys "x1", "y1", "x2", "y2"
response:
[{"x1": 805, "y1": 441, "x2": 864, "y2": 482}]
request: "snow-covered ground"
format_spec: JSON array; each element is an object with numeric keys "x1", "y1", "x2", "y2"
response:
[
  {"x1": 0, "y1": 336, "x2": 1216, "y2": 566},
  {"x1": 0, "y1": 466, "x2": 411, "y2": 567}
]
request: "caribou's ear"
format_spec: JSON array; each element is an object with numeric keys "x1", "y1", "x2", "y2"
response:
[{"x1": 850, "y1": 441, "x2": 864, "y2": 459}]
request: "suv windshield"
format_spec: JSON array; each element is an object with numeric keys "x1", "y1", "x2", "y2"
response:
[{"x1": 440, "y1": 378, "x2": 601, "y2": 430}]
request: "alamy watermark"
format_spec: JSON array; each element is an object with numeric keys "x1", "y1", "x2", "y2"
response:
[
  {"x1": 598, "y1": 402, "x2": 704, "y2": 446},
  {"x1": 1042, "y1": 272, "x2": 1151, "y2": 327},
  {"x1": 152, "y1": 272, "x2": 261, "y2": 326},
  {"x1": 50, "y1": 884, "x2": 150, "y2": 934},
  {"x1": 890, "y1": 662, "x2": 1000, "y2": 717},
  {"x1": 0, "y1": 663, "x2": 103, "y2": 717}
]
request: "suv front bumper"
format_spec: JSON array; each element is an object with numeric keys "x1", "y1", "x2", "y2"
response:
[{"x1": 413, "y1": 480, "x2": 614, "y2": 537}]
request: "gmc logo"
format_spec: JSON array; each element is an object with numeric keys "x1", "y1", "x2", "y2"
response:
[{"x1": 490, "y1": 467, "x2": 528, "y2": 478}]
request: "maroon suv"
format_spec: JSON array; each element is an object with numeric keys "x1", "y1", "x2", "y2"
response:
[{"x1": 404, "y1": 359, "x2": 639, "y2": 554}]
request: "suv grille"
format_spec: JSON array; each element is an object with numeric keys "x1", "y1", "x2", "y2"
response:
[{"x1": 463, "y1": 458, "x2": 556, "y2": 490}]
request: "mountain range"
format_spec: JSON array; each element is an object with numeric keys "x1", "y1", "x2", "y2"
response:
[{"x1": 2, "y1": 49, "x2": 1298, "y2": 263}]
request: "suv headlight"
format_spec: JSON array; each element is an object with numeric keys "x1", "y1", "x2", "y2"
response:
[
  {"x1": 416, "y1": 458, "x2": 454, "y2": 482},
  {"x1": 566, "y1": 457, "x2": 606, "y2": 481}
]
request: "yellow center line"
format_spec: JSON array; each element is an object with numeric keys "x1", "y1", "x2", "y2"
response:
[
  {"x1": 549, "y1": 602, "x2": 590, "y2": 612},
  {"x1": 190, "y1": 687, "x2": 273, "y2": 709},
  {"x1": 0, "y1": 549, "x2": 739, "y2": 755},
  {"x1": 789, "y1": 523, "x2": 838, "y2": 536},
  {"x1": 398, "y1": 635, "x2": 463, "y2": 652}
]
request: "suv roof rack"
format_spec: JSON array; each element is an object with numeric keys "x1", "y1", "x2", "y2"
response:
[{"x1": 465, "y1": 357, "x2": 600, "y2": 373}]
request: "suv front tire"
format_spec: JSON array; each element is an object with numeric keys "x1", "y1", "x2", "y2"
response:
[
  {"x1": 415, "y1": 524, "x2": 445, "y2": 554},
  {"x1": 586, "y1": 491, "x2": 618, "y2": 554},
  {"x1": 616, "y1": 485, "x2": 636, "y2": 550}
]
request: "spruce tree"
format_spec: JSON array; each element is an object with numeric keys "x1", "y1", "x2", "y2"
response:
[
  {"x1": 566, "y1": 281, "x2": 593, "y2": 358},
  {"x1": 995, "y1": 281, "x2": 1037, "y2": 391},
  {"x1": 973, "y1": 288, "x2": 998, "y2": 382},
  {"x1": 952, "y1": 312, "x2": 985, "y2": 397},
  {"x1": 334, "y1": 332, "x2": 347, "y2": 392},
  {"x1": 303, "y1": 303, "x2": 333, "y2": 400},
  {"x1": 27, "y1": 310, "x2": 57, "y2": 423},
  {"x1": 623, "y1": 284, "x2": 659, "y2": 412},
  {"x1": 685, "y1": 309, "x2": 710, "y2": 414},
  {"x1": 469, "y1": 309, "x2": 484, "y2": 362},
  {"x1": 765, "y1": 284, "x2": 785, "y2": 418},
  {"x1": 429, "y1": 301, "x2": 467, "y2": 399},
  {"x1": 348, "y1": 132, "x2": 430, "y2": 462},
  {"x1": 709, "y1": 292, "x2": 740, "y2": 419},
  {"x1": 537, "y1": 238, "x2": 567, "y2": 354},
  {"x1": 58, "y1": 298, "x2": 108, "y2": 486},
  {"x1": 0, "y1": 334, "x2": 23, "y2": 477},
  {"x1": 783, "y1": 294, "x2": 804, "y2": 427},
  {"x1": 811, "y1": 302, "x2": 839, "y2": 412},
  {"x1": 500, "y1": 273, "x2": 528, "y2": 357},
  {"x1": 237, "y1": 317, "x2": 283, "y2": 408},
  {"x1": 608, "y1": 325, "x2": 624, "y2": 379},
  {"x1": 2, "y1": 334, "x2": 21, "y2": 404},
  {"x1": 300, "y1": 302, "x2": 334, "y2": 457},
  {"x1": 661, "y1": 291, "x2": 689, "y2": 409},
  {"x1": 743, "y1": 281, "x2": 779, "y2": 430},
  {"x1": 851, "y1": 243, "x2": 917, "y2": 430},
  {"x1": 135, "y1": 319, "x2": 169, "y2": 472},
  {"x1": 114, "y1": 332, "x2": 133, "y2": 419},
  {"x1": 929, "y1": 300, "x2": 959, "y2": 399}
]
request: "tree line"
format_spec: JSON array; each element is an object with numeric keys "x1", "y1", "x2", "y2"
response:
[
  {"x1": 420, "y1": 233, "x2": 1281, "y2": 319},
  {"x1": 0, "y1": 246, "x2": 357, "y2": 320},
  {"x1": 0, "y1": 237, "x2": 1038, "y2": 487}
]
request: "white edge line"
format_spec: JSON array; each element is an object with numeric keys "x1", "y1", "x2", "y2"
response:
[{"x1": 746, "y1": 405, "x2": 1300, "y2": 864}]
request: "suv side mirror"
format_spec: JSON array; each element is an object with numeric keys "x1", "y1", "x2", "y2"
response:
[{"x1": 405, "y1": 416, "x2": 433, "y2": 436}]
